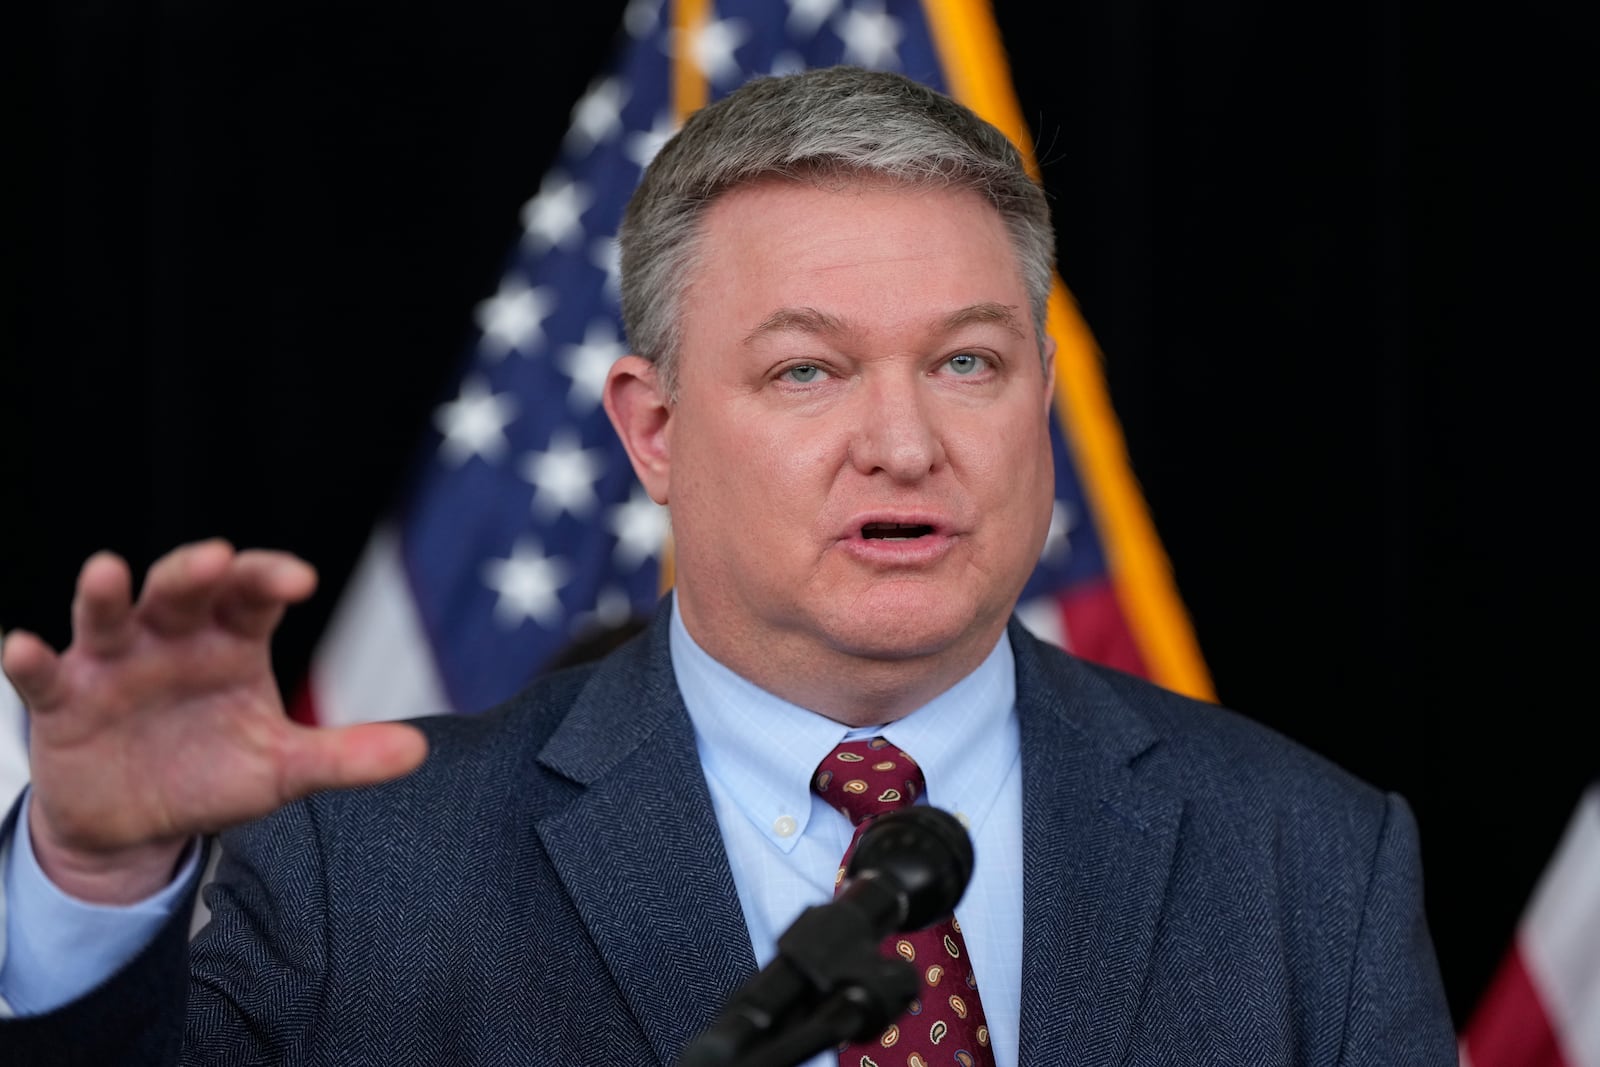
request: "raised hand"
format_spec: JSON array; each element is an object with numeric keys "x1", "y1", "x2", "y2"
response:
[{"x1": 0, "y1": 540, "x2": 427, "y2": 903}]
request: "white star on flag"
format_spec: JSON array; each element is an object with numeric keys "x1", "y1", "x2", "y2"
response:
[
  {"x1": 624, "y1": 0, "x2": 660, "y2": 39},
  {"x1": 520, "y1": 172, "x2": 593, "y2": 253},
  {"x1": 625, "y1": 111, "x2": 680, "y2": 171},
  {"x1": 1040, "y1": 499, "x2": 1075, "y2": 563},
  {"x1": 678, "y1": 17, "x2": 750, "y2": 86},
  {"x1": 521, "y1": 431, "x2": 607, "y2": 520},
  {"x1": 482, "y1": 539, "x2": 571, "y2": 629},
  {"x1": 607, "y1": 486, "x2": 670, "y2": 569},
  {"x1": 565, "y1": 76, "x2": 630, "y2": 155},
  {"x1": 433, "y1": 376, "x2": 518, "y2": 466},
  {"x1": 570, "y1": 585, "x2": 637, "y2": 635},
  {"x1": 474, "y1": 280, "x2": 556, "y2": 359},
  {"x1": 836, "y1": 1, "x2": 903, "y2": 69},
  {"x1": 559, "y1": 319, "x2": 627, "y2": 413},
  {"x1": 787, "y1": 0, "x2": 841, "y2": 38}
]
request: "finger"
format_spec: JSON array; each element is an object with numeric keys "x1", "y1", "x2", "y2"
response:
[
  {"x1": 135, "y1": 539, "x2": 236, "y2": 637},
  {"x1": 213, "y1": 551, "x2": 319, "y2": 640},
  {"x1": 1, "y1": 629, "x2": 66, "y2": 711},
  {"x1": 278, "y1": 723, "x2": 429, "y2": 800},
  {"x1": 70, "y1": 551, "x2": 137, "y2": 657}
]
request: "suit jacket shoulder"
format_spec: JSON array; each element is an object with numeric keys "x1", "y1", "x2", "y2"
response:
[{"x1": 1007, "y1": 621, "x2": 1455, "y2": 1065}]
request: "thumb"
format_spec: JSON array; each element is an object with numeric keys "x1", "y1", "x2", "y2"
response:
[{"x1": 279, "y1": 722, "x2": 429, "y2": 799}]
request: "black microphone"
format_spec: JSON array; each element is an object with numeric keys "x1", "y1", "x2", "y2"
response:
[
  {"x1": 679, "y1": 807, "x2": 974, "y2": 1067},
  {"x1": 842, "y1": 805, "x2": 974, "y2": 929}
]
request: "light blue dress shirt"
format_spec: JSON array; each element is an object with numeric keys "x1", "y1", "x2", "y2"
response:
[{"x1": 1, "y1": 602, "x2": 1026, "y2": 1067}]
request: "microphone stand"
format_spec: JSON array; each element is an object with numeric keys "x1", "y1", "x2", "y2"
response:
[
  {"x1": 722, "y1": 961, "x2": 915, "y2": 1067},
  {"x1": 679, "y1": 874, "x2": 919, "y2": 1067},
  {"x1": 721, "y1": 948, "x2": 917, "y2": 1067}
]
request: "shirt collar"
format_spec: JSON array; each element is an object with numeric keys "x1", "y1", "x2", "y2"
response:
[{"x1": 670, "y1": 596, "x2": 1019, "y2": 852}]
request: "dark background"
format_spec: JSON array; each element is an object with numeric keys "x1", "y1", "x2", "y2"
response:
[{"x1": 3, "y1": 0, "x2": 1590, "y2": 1025}]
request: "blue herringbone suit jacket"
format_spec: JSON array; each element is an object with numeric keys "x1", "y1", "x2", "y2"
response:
[{"x1": 0, "y1": 608, "x2": 1455, "y2": 1065}]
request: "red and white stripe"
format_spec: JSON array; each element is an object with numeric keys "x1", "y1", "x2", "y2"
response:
[
  {"x1": 1017, "y1": 579, "x2": 1145, "y2": 680},
  {"x1": 293, "y1": 527, "x2": 452, "y2": 728},
  {"x1": 1461, "y1": 785, "x2": 1600, "y2": 1067}
]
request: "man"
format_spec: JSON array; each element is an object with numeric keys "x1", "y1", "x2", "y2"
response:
[{"x1": 0, "y1": 67, "x2": 1454, "y2": 1064}]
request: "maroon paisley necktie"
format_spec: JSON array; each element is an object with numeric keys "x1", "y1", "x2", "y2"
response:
[{"x1": 812, "y1": 737, "x2": 996, "y2": 1067}]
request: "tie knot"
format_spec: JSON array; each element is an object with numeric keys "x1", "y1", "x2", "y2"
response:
[{"x1": 812, "y1": 737, "x2": 926, "y2": 825}]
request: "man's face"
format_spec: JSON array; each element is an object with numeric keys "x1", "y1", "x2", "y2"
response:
[{"x1": 617, "y1": 177, "x2": 1056, "y2": 710}]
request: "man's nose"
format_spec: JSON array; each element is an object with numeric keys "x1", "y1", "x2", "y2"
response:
[{"x1": 848, "y1": 374, "x2": 945, "y2": 481}]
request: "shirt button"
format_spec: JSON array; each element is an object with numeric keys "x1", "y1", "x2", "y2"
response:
[{"x1": 773, "y1": 815, "x2": 798, "y2": 838}]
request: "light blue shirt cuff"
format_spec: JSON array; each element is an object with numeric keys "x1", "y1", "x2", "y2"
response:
[{"x1": 0, "y1": 789, "x2": 200, "y2": 1016}]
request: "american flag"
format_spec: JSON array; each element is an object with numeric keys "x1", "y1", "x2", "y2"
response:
[
  {"x1": 294, "y1": 0, "x2": 1213, "y2": 728},
  {"x1": 1461, "y1": 783, "x2": 1600, "y2": 1067}
]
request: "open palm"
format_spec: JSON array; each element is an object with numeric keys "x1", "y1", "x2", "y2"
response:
[{"x1": 1, "y1": 540, "x2": 426, "y2": 902}]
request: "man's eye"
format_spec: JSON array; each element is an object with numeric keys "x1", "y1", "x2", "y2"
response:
[
  {"x1": 782, "y1": 364, "x2": 826, "y2": 384},
  {"x1": 944, "y1": 353, "x2": 986, "y2": 376}
]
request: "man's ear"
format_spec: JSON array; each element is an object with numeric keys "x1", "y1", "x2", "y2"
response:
[{"x1": 603, "y1": 354, "x2": 672, "y2": 505}]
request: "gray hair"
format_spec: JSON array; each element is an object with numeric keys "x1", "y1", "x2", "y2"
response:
[{"x1": 618, "y1": 66, "x2": 1055, "y2": 397}]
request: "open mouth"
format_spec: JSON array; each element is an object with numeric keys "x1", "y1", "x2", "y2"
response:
[{"x1": 861, "y1": 522, "x2": 936, "y2": 541}]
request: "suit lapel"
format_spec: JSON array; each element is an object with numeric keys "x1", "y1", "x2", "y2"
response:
[
  {"x1": 1011, "y1": 624, "x2": 1183, "y2": 1066},
  {"x1": 534, "y1": 613, "x2": 758, "y2": 1066}
]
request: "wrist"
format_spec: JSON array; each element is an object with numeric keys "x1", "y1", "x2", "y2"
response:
[{"x1": 26, "y1": 800, "x2": 189, "y2": 905}]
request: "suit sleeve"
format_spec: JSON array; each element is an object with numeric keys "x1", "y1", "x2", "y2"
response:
[
  {"x1": 1338, "y1": 793, "x2": 1457, "y2": 1065},
  {"x1": 0, "y1": 795, "x2": 333, "y2": 1066},
  {"x1": 0, "y1": 811, "x2": 196, "y2": 1066}
]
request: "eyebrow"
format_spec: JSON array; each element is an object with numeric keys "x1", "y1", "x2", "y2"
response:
[
  {"x1": 742, "y1": 302, "x2": 1026, "y2": 345},
  {"x1": 939, "y1": 302, "x2": 1027, "y2": 338},
  {"x1": 743, "y1": 306, "x2": 848, "y2": 345}
]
